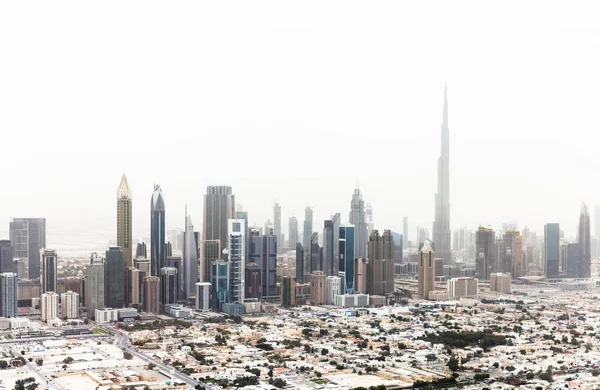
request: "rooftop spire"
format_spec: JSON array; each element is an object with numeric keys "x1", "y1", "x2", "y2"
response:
[
  {"x1": 117, "y1": 174, "x2": 132, "y2": 199},
  {"x1": 443, "y1": 84, "x2": 448, "y2": 126}
]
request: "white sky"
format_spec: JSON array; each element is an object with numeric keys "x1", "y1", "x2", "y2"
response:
[{"x1": 1, "y1": 1, "x2": 599, "y2": 247}]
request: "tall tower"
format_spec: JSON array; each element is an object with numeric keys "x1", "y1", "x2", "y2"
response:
[
  {"x1": 579, "y1": 204, "x2": 591, "y2": 278},
  {"x1": 417, "y1": 239, "x2": 436, "y2": 299},
  {"x1": 349, "y1": 187, "x2": 368, "y2": 258},
  {"x1": 86, "y1": 252, "x2": 105, "y2": 319},
  {"x1": 433, "y1": 86, "x2": 451, "y2": 264},
  {"x1": 273, "y1": 201, "x2": 282, "y2": 248},
  {"x1": 323, "y1": 213, "x2": 341, "y2": 277},
  {"x1": 303, "y1": 206, "x2": 313, "y2": 279},
  {"x1": 367, "y1": 230, "x2": 395, "y2": 295},
  {"x1": 104, "y1": 247, "x2": 125, "y2": 309},
  {"x1": 0, "y1": 241, "x2": 14, "y2": 274},
  {"x1": 544, "y1": 223, "x2": 560, "y2": 278},
  {"x1": 183, "y1": 208, "x2": 199, "y2": 300},
  {"x1": 117, "y1": 174, "x2": 133, "y2": 267},
  {"x1": 150, "y1": 185, "x2": 166, "y2": 276},
  {"x1": 227, "y1": 219, "x2": 246, "y2": 303},
  {"x1": 339, "y1": 225, "x2": 355, "y2": 294},
  {"x1": 10, "y1": 218, "x2": 46, "y2": 280},
  {"x1": 41, "y1": 249, "x2": 58, "y2": 294},
  {"x1": 0, "y1": 273, "x2": 18, "y2": 318},
  {"x1": 289, "y1": 216, "x2": 298, "y2": 249},
  {"x1": 202, "y1": 186, "x2": 235, "y2": 280},
  {"x1": 402, "y1": 217, "x2": 409, "y2": 249}
]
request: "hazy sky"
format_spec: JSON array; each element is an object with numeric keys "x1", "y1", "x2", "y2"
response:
[{"x1": 1, "y1": 1, "x2": 599, "y2": 248}]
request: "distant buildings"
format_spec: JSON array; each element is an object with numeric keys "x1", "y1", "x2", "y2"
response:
[
  {"x1": 447, "y1": 277, "x2": 478, "y2": 299},
  {"x1": 228, "y1": 219, "x2": 246, "y2": 304},
  {"x1": 273, "y1": 202, "x2": 282, "y2": 250},
  {"x1": 195, "y1": 282, "x2": 210, "y2": 312},
  {"x1": 490, "y1": 272, "x2": 511, "y2": 293},
  {"x1": 288, "y1": 216, "x2": 298, "y2": 249},
  {"x1": 203, "y1": 186, "x2": 235, "y2": 282},
  {"x1": 117, "y1": 174, "x2": 133, "y2": 267},
  {"x1": 579, "y1": 204, "x2": 591, "y2": 278},
  {"x1": 433, "y1": 86, "x2": 451, "y2": 264},
  {"x1": 183, "y1": 210, "x2": 199, "y2": 300},
  {"x1": 10, "y1": 218, "x2": 46, "y2": 280},
  {"x1": 160, "y1": 267, "x2": 178, "y2": 310},
  {"x1": 249, "y1": 230, "x2": 277, "y2": 299},
  {"x1": 150, "y1": 185, "x2": 166, "y2": 277},
  {"x1": 105, "y1": 247, "x2": 125, "y2": 309},
  {"x1": 41, "y1": 249, "x2": 58, "y2": 294},
  {"x1": 142, "y1": 276, "x2": 160, "y2": 314},
  {"x1": 339, "y1": 225, "x2": 355, "y2": 294},
  {"x1": 0, "y1": 273, "x2": 18, "y2": 318},
  {"x1": 0, "y1": 240, "x2": 14, "y2": 274},
  {"x1": 326, "y1": 276, "x2": 342, "y2": 305},
  {"x1": 310, "y1": 271, "x2": 326, "y2": 305},
  {"x1": 211, "y1": 260, "x2": 228, "y2": 311},
  {"x1": 544, "y1": 223, "x2": 560, "y2": 278},
  {"x1": 280, "y1": 276, "x2": 296, "y2": 307},
  {"x1": 349, "y1": 187, "x2": 368, "y2": 258},
  {"x1": 86, "y1": 253, "x2": 105, "y2": 319},
  {"x1": 417, "y1": 239, "x2": 435, "y2": 299},
  {"x1": 61, "y1": 291, "x2": 79, "y2": 319},
  {"x1": 295, "y1": 243, "x2": 304, "y2": 284},
  {"x1": 367, "y1": 230, "x2": 394, "y2": 295},
  {"x1": 475, "y1": 227, "x2": 496, "y2": 280},
  {"x1": 200, "y1": 240, "x2": 221, "y2": 283},
  {"x1": 303, "y1": 207, "x2": 313, "y2": 279},
  {"x1": 323, "y1": 214, "x2": 341, "y2": 277}
]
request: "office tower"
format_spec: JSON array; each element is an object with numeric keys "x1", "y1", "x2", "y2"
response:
[
  {"x1": 273, "y1": 201, "x2": 282, "y2": 249},
  {"x1": 136, "y1": 242, "x2": 147, "y2": 259},
  {"x1": 211, "y1": 260, "x2": 228, "y2": 310},
  {"x1": 447, "y1": 277, "x2": 478, "y2": 299},
  {"x1": 200, "y1": 240, "x2": 221, "y2": 283},
  {"x1": 150, "y1": 185, "x2": 166, "y2": 276},
  {"x1": 125, "y1": 267, "x2": 142, "y2": 307},
  {"x1": 245, "y1": 262, "x2": 261, "y2": 299},
  {"x1": 475, "y1": 227, "x2": 496, "y2": 280},
  {"x1": 142, "y1": 276, "x2": 160, "y2": 314},
  {"x1": 281, "y1": 276, "x2": 296, "y2": 307},
  {"x1": 41, "y1": 291, "x2": 59, "y2": 321},
  {"x1": 303, "y1": 207, "x2": 313, "y2": 277},
  {"x1": 165, "y1": 241, "x2": 172, "y2": 257},
  {"x1": 500, "y1": 231, "x2": 522, "y2": 277},
  {"x1": 417, "y1": 227, "x2": 429, "y2": 246},
  {"x1": 166, "y1": 256, "x2": 185, "y2": 302},
  {"x1": 295, "y1": 243, "x2": 304, "y2": 284},
  {"x1": 310, "y1": 232, "x2": 321, "y2": 273},
  {"x1": 366, "y1": 203, "x2": 374, "y2": 233},
  {"x1": 323, "y1": 213, "x2": 341, "y2": 276},
  {"x1": 349, "y1": 187, "x2": 368, "y2": 258},
  {"x1": 544, "y1": 223, "x2": 560, "y2": 278},
  {"x1": 160, "y1": 267, "x2": 178, "y2": 310},
  {"x1": 15, "y1": 258, "x2": 27, "y2": 279},
  {"x1": 367, "y1": 230, "x2": 395, "y2": 295},
  {"x1": 234, "y1": 211, "x2": 250, "y2": 261},
  {"x1": 195, "y1": 282, "x2": 210, "y2": 311},
  {"x1": 248, "y1": 229, "x2": 277, "y2": 298},
  {"x1": 227, "y1": 219, "x2": 246, "y2": 304},
  {"x1": 310, "y1": 271, "x2": 326, "y2": 305},
  {"x1": 104, "y1": 247, "x2": 124, "y2": 309},
  {"x1": 40, "y1": 249, "x2": 58, "y2": 294},
  {"x1": 579, "y1": 204, "x2": 591, "y2": 278},
  {"x1": 117, "y1": 174, "x2": 133, "y2": 267},
  {"x1": 183, "y1": 210, "x2": 199, "y2": 300},
  {"x1": 354, "y1": 257, "x2": 368, "y2": 294},
  {"x1": 134, "y1": 257, "x2": 150, "y2": 274},
  {"x1": 17, "y1": 280, "x2": 40, "y2": 302},
  {"x1": 433, "y1": 86, "x2": 451, "y2": 264},
  {"x1": 561, "y1": 242, "x2": 580, "y2": 277},
  {"x1": 417, "y1": 239, "x2": 436, "y2": 299},
  {"x1": 326, "y1": 276, "x2": 342, "y2": 305},
  {"x1": 0, "y1": 241, "x2": 14, "y2": 274},
  {"x1": 10, "y1": 218, "x2": 46, "y2": 280},
  {"x1": 490, "y1": 272, "x2": 511, "y2": 293},
  {"x1": 339, "y1": 226, "x2": 355, "y2": 294},
  {"x1": 61, "y1": 291, "x2": 79, "y2": 319},
  {"x1": 402, "y1": 217, "x2": 408, "y2": 249},
  {"x1": 0, "y1": 273, "x2": 18, "y2": 318},
  {"x1": 289, "y1": 216, "x2": 298, "y2": 249},
  {"x1": 203, "y1": 185, "x2": 235, "y2": 276},
  {"x1": 57, "y1": 277, "x2": 82, "y2": 297}
]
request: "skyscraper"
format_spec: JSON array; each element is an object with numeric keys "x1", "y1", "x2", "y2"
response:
[
  {"x1": 117, "y1": 174, "x2": 133, "y2": 267},
  {"x1": 402, "y1": 217, "x2": 408, "y2": 249},
  {"x1": 41, "y1": 291, "x2": 59, "y2": 321},
  {"x1": 245, "y1": 262, "x2": 261, "y2": 299},
  {"x1": 433, "y1": 86, "x2": 451, "y2": 264},
  {"x1": 86, "y1": 252, "x2": 105, "y2": 319},
  {"x1": 203, "y1": 185, "x2": 235, "y2": 265},
  {"x1": 303, "y1": 206, "x2": 313, "y2": 281},
  {"x1": 339, "y1": 226, "x2": 355, "y2": 294},
  {"x1": 289, "y1": 216, "x2": 298, "y2": 249},
  {"x1": 200, "y1": 240, "x2": 221, "y2": 283},
  {"x1": 310, "y1": 232, "x2": 321, "y2": 273},
  {"x1": 234, "y1": 211, "x2": 250, "y2": 262},
  {"x1": 544, "y1": 223, "x2": 560, "y2": 278},
  {"x1": 417, "y1": 239, "x2": 436, "y2": 299},
  {"x1": 0, "y1": 241, "x2": 14, "y2": 274},
  {"x1": 273, "y1": 201, "x2": 282, "y2": 249},
  {"x1": 323, "y1": 213, "x2": 340, "y2": 276},
  {"x1": 250, "y1": 229, "x2": 278, "y2": 298},
  {"x1": 105, "y1": 247, "x2": 125, "y2": 309},
  {"x1": 227, "y1": 219, "x2": 246, "y2": 304},
  {"x1": 195, "y1": 282, "x2": 210, "y2": 312},
  {"x1": 349, "y1": 187, "x2": 368, "y2": 258},
  {"x1": 475, "y1": 227, "x2": 496, "y2": 280},
  {"x1": 578, "y1": 204, "x2": 591, "y2": 278},
  {"x1": 211, "y1": 260, "x2": 228, "y2": 310},
  {"x1": 0, "y1": 273, "x2": 18, "y2": 318},
  {"x1": 61, "y1": 291, "x2": 79, "y2": 319},
  {"x1": 160, "y1": 267, "x2": 178, "y2": 309},
  {"x1": 295, "y1": 243, "x2": 304, "y2": 284},
  {"x1": 143, "y1": 276, "x2": 160, "y2": 314},
  {"x1": 125, "y1": 267, "x2": 142, "y2": 308},
  {"x1": 309, "y1": 271, "x2": 326, "y2": 305},
  {"x1": 183, "y1": 209, "x2": 199, "y2": 300},
  {"x1": 136, "y1": 242, "x2": 147, "y2": 259},
  {"x1": 281, "y1": 276, "x2": 296, "y2": 307},
  {"x1": 10, "y1": 218, "x2": 46, "y2": 280},
  {"x1": 166, "y1": 256, "x2": 185, "y2": 302},
  {"x1": 367, "y1": 230, "x2": 395, "y2": 295},
  {"x1": 150, "y1": 185, "x2": 166, "y2": 277},
  {"x1": 41, "y1": 249, "x2": 58, "y2": 294}
]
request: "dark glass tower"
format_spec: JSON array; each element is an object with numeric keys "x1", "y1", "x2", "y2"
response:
[
  {"x1": 339, "y1": 226, "x2": 355, "y2": 294},
  {"x1": 0, "y1": 240, "x2": 14, "y2": 274},
  {"x1": 10, "y1": 218, "x2": 46, "y2": 280},
  {"x1": 150, "y1": 185, "x2": 166, "y2": 276},
  {"x1": 104, "y1": 247, "x2": 125, "y2": 308}
]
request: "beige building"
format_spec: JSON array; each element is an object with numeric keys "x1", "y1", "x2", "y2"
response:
[
  {"x1": 310, "y1": 271, "x2": 326, "y2": 305},
  {"x1": 41, "y1": 291, "x2": 59, "y2": 321},
  {"x1": 367, "y1": 230, "x2": 395, "y2": 295},
  {"x1": 447, "y1": 277, "x2": 478, "y2": 299},
  {"x1": 117, "y1": 174, "x2": 133, "y2": 267},
  {"x1": 490, "y1": 272, "x2": 511, "y2": 293},
  {"x1": 428, "y1": 290, "x2": 448, "y2": 301},
  {"x1": 354, "y1": 257, "x2": 368, "y2": 294},
  {"x1": 417, "y1": 239, "x2": 435, "y2": 298}
]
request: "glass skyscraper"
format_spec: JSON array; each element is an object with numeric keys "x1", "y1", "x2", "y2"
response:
[
  {"x1": 10, "y1": 218, "x2": 46, "y2": 280},
  {"x1": 544, "y1": 223, "x2": 560, "y2": 278},
  {"x1": 105, "y1": 247, "x2": 124, "y2": 309},
  {"x1": 339, "y1": 226, "x2": 355, "y2": 294},
  {"x1": 150, "y1": 185, "x2": 166, "y2": 276}
]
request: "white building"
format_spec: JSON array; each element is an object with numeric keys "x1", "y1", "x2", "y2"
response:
[
  {"x1": 447, "y1": 277, "x2": 478, "y2": 299},
  {"x1": 41, "y1": 292, "x2": 59, "y2": 322},
  {"x1": 334, "y1": 294, "x2": 369, "y2": 308},
  {"x1": 227, "y1": 219, "x2": 246, "y2": 303},
  {"x1": 95, "y1": 308, "x2": 118, "y2": 323},
  {"x1": 195, "y1": 282, "x2": 210, "y2": 311},
  {"x1": 490, "y1": 273, "x2": 511, "y2": 294},
  {"x1": 61, "y1": 291, "x2": 80, "y2": 319},
  {"x1": 326, "y1": 276, "x2": 342, "y2": 305},
  {"x1": 0, "y1": 317, "x2": 29, "y2": 330}
]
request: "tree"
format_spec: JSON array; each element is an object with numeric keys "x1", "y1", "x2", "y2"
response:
[
  {"x1": 447, "y1": 357, "x2": 459, "y2": 371},
  {"x1": 425, "y1": 353, "x2": 437, "y2": 363},
  {"x1": 35, "y1": 359, "x2": 43, "y2": 366},
  {"x1": 0, "y1": 360, "x2": 7, "y2": 369},
  {"x1": 270, "y1": 378, "x2": 287, "y2": 389},
  {"x1": 62, "y1": 357, "x2": 74, "y2": 364},
  {"x1": 321, "y1": 348, "x2": 329, "y2": 356},
  {"x1": 123, "y1": 351, "x2": 133, "y2": 360}
]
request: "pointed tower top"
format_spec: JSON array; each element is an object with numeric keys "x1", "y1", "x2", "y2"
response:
[
  {"x1": 581, "y1": 202, "x2": 589, "y2": 216},
  {"x1": 151, "y1": 184, "x2": 165, "y2": 211},
  {"x1": 117, "y1": 174, "x2": 132, "y2": 199}
]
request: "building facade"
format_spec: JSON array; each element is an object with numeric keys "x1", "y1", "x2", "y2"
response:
[
  {"x1": 310, "y1": 271, "x2": 326, "y2": 305},
  {"x1": 150, "y1": 185, "x2": 166, "y2": 277},
  {"x1": 544, "y1": 223, "x2": 560, "y2": 278},
  {"x1": 349, "y1": 187, "x2": 368, "y2": 258},
  {"x1": 105, "y1": 247, "x2": 125, "y2": 309},
  {"x1": 203, "y1": 186, "x2": 235, "y2": 281},
  {"x1": 367, "y1": 230, "x2": 395, "y2": 295},
  {"x1": 117, "y1": 174, "x2": 133, "y2": 267},
  {"x1": 86, "y1": 252, "x2": 105, "y2": 319},
  {"x1": 228, "y1": 219, "x2": 246, "y2": 303},
  {"x1": 195, "y1": 282, "x2": 210, "y2": 311},
  {"x1": 447, "y1": 277, "x2": 478, "y2": 299},
  {"x1": 41, "y1": 292, "x2": 59, "y2": 321},
  {"x1": 61, "y1": 291, "x2": 79, "y2": 319},
  {"x1": 0, "y1": 273, "x2": 18, "y2": 318},
  {"x1": 142, "y1": 276, "x2": 160, "y2": 314},
  {"x1": 417, "y1": 239, "x2": 435, "y2": 299},
  {"x1": 41, "y1": 249, "x2": 58, "y2": 294},
  {"x1": 339, "y1": 225, "x2": 355, "y2": 294},
  {"x1": 579, "y1": 204, "x2": 591, "y2": 278},
  {"x1": 10, "y1": 218, "x2": 46, "y2": 280}
]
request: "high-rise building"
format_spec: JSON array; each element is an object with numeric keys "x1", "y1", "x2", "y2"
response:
[
  {"x1": 57, "y1": 277, "x2": 82, "y2": 297},
  {"x1": 501, "y1": 231, "x2": 523, "y2": 278},
  {"x1": 323, "y1": 213, "x2": 341, "y2": 276},
  {"x1": 166, "y1": 256, "x2": 185, "y2": 302},
  {"x1": 367, "y1": 230, "x2": 395, "y2": 295},
  {"x1": 303, "y1": 206, "x2": 313, "y2": 279},
  {"x1": 490, "y1": 272, "x2": 511, "y2": 293},
  {"x1": 117, "y1": 174, "x2": 133, "y2": 267},
  {"x1": 150, "y1": 185, "x2": 166, "y2": 277},
  {"x1": 561, "y1": 243, "x2": 580, "y2": 277},
  {"x1": 195, "y1": 282, "x2": 210, "y2": 311},
  {"x1": 366, "y1": 203, "x2": 374, "y2": 234},
  {"x1": 295, "y1": 243, "x2": 304, "y2": 284},
  {"x1": 544, "y1": 223, "x2": 560, "y2": 278},
  {"x1": 41, "y1": 291, "x2": 59, "y2": 321},
  {"x1": 289, "y1": 216, "x2": 298, "y2": 249},
  {"x1": 228, "y1": 219, "x2": 246, "y2": 303},
  {"x1": 61, "y1": 291, "x2": 79, "y2": 319},
  {"x1": 349, "y1": 187, "x2": 368, "y2": 258},
  {"x1": 234, "y1": 211, "x2": 250, "y2": 262},
  {"x1": 245, "y1": 262, "x2": 261, "y2": 299},
  {"x1": 86, "y1": 253, "x2": 105, "y2": 319},
  {"x1": 0, "y1": 241, "x2": 14, "y2": 274},
  {"x1": 339, "y1": 226, "x2": 355, "y2": 294},
  {"x1": 273, "y1": 201, "x2": 282, "y2": 250},
  {"x1": 125, "y1": 267, "x2": 143, "y2": 308},
  {"x1": 417, "y1": 239, "x2": 436, "y2": 299},
  {"x1": 310, "y1": 271, "x2": 326, "y2": 305},
  {"x1": 203, "y1": 186, "x2": 235, "y2": 280},
  {"x1": 136, "y1": 242, "x2": 147, "y2": 259},
  {"x1": 41, "y1": 249, "x2": 58, "y2": 294},
  {"x1": 249, "y1": 229, "x2": 277, "y2": 298},
  {"x1": 134, "y1": 257, "x2": 150, "y2": 274},
  {"x1": 354, "y1": 257, "x2": 368, "y2": 294},
  {"x1": 0, "y1": 273, "x2": 18, "y2": 318},
  {"x1": 433, "y1": 86, "x2": 451, "y2": 264},
  {"x1": 211, "y1": 260, "x2": 228, "y2": 310},
  {"x1": 10, "y1": 218, "x2": 46, "y2": 280},
  {"x1": 310, "y1": 232, "x2": 320, "y2": 273},
  {"x1": 104, "y1": 247, "x2": 124, "y2": 309},
  {"x1": 281, "y1": 276, "x2": 296, "y2": 307},
  {"x1": 447, "y1": 277, "x2": 478, "y2": 299},
  {"x1": 475, "y1": 227, "x2": 496, "y2": 280},
  {"x1": 142, "y1": 276, "x2": 160, "y2": 314},
  {"x1": 402, "y1": 217, "x2": 408, "y2": 249},
  {"x1": 183, "y1": 210, "x2": 199, "y2": 300},
  {"x1": 579, "y1": 204, "x2": 591, "y2": 278},
  {"x1": 326, "y1": 276, "x2": 342, "y2": 305},
  {"x1": 200, "y1": 240, "x2": 221, "y2": 283},
  {"x1": 160, "y1": 267, "x2": 178, "y2": 310}
]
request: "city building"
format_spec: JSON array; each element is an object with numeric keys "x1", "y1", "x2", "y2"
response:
[
  {"x1": 310, "y1": 271, "x2": 326, "y2": 305},
  {"x1": 402, "y1": 217, "x2": 409, "y2": 249},
  {"x1": 475, "y1": 227, "x2": 496, "y2": 280},
  {"x1": 502, "y1": 231, "x2": 524, "y2": 278},
  {"x1": 183, "y1": 209, "x2": 199, "y2": 300},
  {"x1": 447, "y1": 277, "x2": 478, "y2": 299},
  {"x1": 200, "y1": 240, "x2": 221, "y2": 283},
  {"x1": 310, "y1": 232, "x2": 321, "y2": 273},
  {"x1": 195, "y1": 282, "x2": 210, "y2": 312},
  {"x1": 125, "y1": 267, "x2": 143, "y2": 308},
  {"x1": 211, "y1": 260, "x2": 228, "y2": 310},
  {"x1": 228, "y1": 219, "x2": 246, "y2": 303},
  {"x1": 560, "y1": 243, "x2": 580, "y2": 277},
  {"x1": 354, "y1": 257, "x2": 368, "y2": 294},
  {"x1": 280, "y1": 276, "x2": 296, "y2": 307},
  {"x1": 105, "y1": 247, "x2": 125, "y2": 309},
  {"x1": 117, "y1": 174, "x2": 133, "y2": 267},
  {"x1": 41, "y1": 249, "x2": 58, "y2": 294},
  {"x1": 249, "y1": 230, "x2": 277, "y2": 299},
  {"x1": 10, "y1": 218, "x2": 46, "y2": 280},
  {"x1": 41, "y1": 291, "x2": 59, "y2": 321},
  {"x1": 366, "y1": 203, "x2": 374, "y2": 234},
  {"x1": 134, "y1": 257, "x2": 150, "y2": 274},
  {"x1": 490, "y1": 272, "x2": 511, "y2": 293},
  {"x1": 349, "y1": 187, "x2": 368, "y2": 258},
  {"x1": 326, "y1": 276, "x2": 342, "y2": 305},
  {"x1": 86, "y1": 252, "x2": 105, "y2": 319},
  {"x1": 579, "y1": 204, "x2": 591, "y2": 278},
  {"x1": 0, "y1": 273, "x2": 18, "y2": 318},
  {"x1": 57, "y1": 277, "x2": 82, "y2": 297},
  {"x1": 136, "y1": 242, "x2": 147, "y2": 259},
  {"x1": 150, "y1": 185, "x2": 166, "y2": 277},
  {"x1": 245, "y1": 260, "x2": 261, "y2": 299},
  {"x1": 160, "y1": 267, "x2": 178, "y2": 310},
  {"x1": 95, "y1": 308, "x2": 118, "y2": 323},
  {"x1": 367, "y1": 230, "x2": 395, "y2": 295},
  {"x1": 303, "y1": 206, "x2": 313, "y2": 281},
  {"x1": 166, "y1": 256, "x2": 185, "y2": 302},
  {"x1": 289, "y1": 216, "x2": 298, "y2": 249},
  {"x1": 273, "y1": 201, "x2": 282, "y2": 251},
  {"x1": 323, "y1": 213, "x2": 341, "y2": 276},
  {"x1": 0, "y1": 240, "x2": 14, "y2": 274},
  {"x1": 61, "y1": 291, "x2": 79, "y2": 319},
  {"x1": 142, "y1": 276, "x2": 160, "y2": 314},
  {"x1": 339, "y1": 225, "x2": 355, "y2": 294},
  {"x1": 417, "y1": 239, "x2": 436, "y2": 299},
  {"x1": 295, "y1": 243, "x2": 304, "y2": 284},
  {"x1": 203, "y1": 186, "x2": 235, "y2": 281},
  {"x1": 335, "y1": 293, "x2": 369, "y2": 308},
  {"x1": 544, "y1": 223, "x2": 560, "y2": 278}
]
